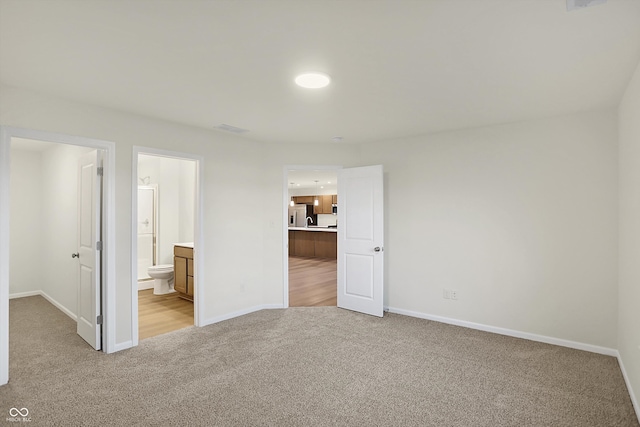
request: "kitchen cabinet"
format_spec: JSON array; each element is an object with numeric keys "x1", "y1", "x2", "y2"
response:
[
  {"x1": 332, "y1": 194, "x2": 338, "y2": 204},
  {"x1": 174, "y1": 245, "x2": 194, "y2": 301},
  {"x1": 292, "y1": 195, "x2": 314, "y2": 205},
  {"x1": 313, "y1": 195, "x2": 334, "y2": 214},
  {"x1": 289, "y1": 230, "x2": 337, "y2": 259}
]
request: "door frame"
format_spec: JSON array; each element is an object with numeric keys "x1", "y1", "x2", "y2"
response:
[
  {"x1": 0, "y1": 126, "x2": 117, "y2": 386},
  {"x1": 282, "y1": 164, "x2": 341, "y2": 308},
  {"x1": 131, "y1": 146, "x2": 204, "y2": 346}
]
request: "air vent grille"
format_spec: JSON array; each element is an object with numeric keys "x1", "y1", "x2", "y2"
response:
[
  {"x1": 214, "y1": 123, "x2": 249, "y2": 134},
  {"x1": 567, "y1": 0, "x2": 607, "y2": 11}
]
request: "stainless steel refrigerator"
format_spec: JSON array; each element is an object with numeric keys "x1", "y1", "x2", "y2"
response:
[{"x1": 288, "y1": 204, "x2": 310, "y2": 227}]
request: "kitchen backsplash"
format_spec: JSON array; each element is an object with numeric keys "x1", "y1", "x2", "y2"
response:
[{"x1": 317, "y1": 214, "x2": 337, "y2": 227}]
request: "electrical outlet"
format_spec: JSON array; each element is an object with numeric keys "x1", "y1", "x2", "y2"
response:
[
  {"x1": 450, "y1": 290, "x2": 458, "y2": 300},
  {"x1": 443, "y1": 289, "x2": 450, "y2": 299}
]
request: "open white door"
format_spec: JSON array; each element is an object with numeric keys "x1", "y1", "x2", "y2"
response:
[
  {"x1": 76, "y1": 150, "x2": 102, "y2": 350},
  {"x1": 337, "y1": 165, "x2": 384, "y2": 317}
]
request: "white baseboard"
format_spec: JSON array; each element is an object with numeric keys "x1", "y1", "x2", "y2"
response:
[
  {"x1": 201, "y1": 304, "x2": 283, "y2": 327},
  {"x1": 9, "y1": 290, "x2": 77, "y2": 322},
  {"x1": 137, "y1": 280, "x2": 154, "y2": 291},
  {"x1": 616, "y1": 350, "x2": 640, "y2": 422},
  {"x1": 9, "y1": 290, "x2": 40, "y2": 299},
  {"x1": 386, "y1": 306, "x2": 618, "y2": 357},
  {"x1": 113, "y1": 340, "x2": 133, "y2": 352},
  {"x1": 40, "y1": 291, "x2": 77, "y2": 322}
]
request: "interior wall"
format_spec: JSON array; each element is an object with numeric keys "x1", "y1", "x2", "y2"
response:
[
  {"x1": 40, "y1": 143, "x2": 93, "y2": 314},
  {"x1": 0, "y1": 83, "x2": 361, "y2": 347},
  {"x1": 9, "y1": 148, "x2": 42, "y2": 295},
  {"x1": 618, "y1": 59, "x2": 640, "y2": 413},
  {"x1": 178, "y1": 160, "x2": 196, "y2": 243},
  {"x1": 360, "y1": 110, "x2": 619, "y2": 349}
]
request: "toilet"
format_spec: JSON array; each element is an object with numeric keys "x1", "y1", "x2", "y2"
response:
[{"x1": 147, "y1": 264, "x2": 175, "y2": 295}]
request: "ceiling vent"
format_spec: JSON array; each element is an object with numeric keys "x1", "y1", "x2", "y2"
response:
[
  {"x1": 214, "y1": 123, "x2": 249, "y2": 134},
  {"x1": 567, "y1": 0, "x2": 607, "y2": 11}
]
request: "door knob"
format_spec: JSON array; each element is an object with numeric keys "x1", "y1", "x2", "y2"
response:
[
  {"x1": 374, "y1": 247, "x2": 383, "y2": 252},
  {"x1": 71, "y1": 253, "x2": 80, "y2": 258}
]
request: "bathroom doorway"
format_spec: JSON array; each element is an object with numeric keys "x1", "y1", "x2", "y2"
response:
[
  {"x1": 285, "y1": 167, "x2": 339, "y2": 308},
  {"x1": 132, "y1": 148, "x2": 203, "y2": 343}
]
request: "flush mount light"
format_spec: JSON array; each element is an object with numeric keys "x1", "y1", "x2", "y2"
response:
[{"x1": 295, "y1": 73, "x2": 331, "y2": 89}]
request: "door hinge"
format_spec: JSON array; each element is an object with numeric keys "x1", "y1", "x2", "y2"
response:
[
  {"x1": 97, "y1": 315, "x2": 103, "y2": 325},
  {"x1": 97, "y1": 166, "x2": 104, "y2": 176},
  {"x1": 96, "y1": 241, "x2": 103, "y2": 251}
]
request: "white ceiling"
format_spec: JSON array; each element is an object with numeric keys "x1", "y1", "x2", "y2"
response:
[
  {"x1": 1, "y1": 0, "x2": 639, "y2": 145},
  {"x1": 288, "y1": 169, "x2": 338, "y2": 193}
]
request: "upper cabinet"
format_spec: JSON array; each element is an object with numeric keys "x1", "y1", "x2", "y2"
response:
[
  {"x1": 314, "y1": 195, "x2": 334, "y2": 214},
  {"x1": 292, "y1": 195, "x2": 315, "y2": 205},
  {"x1": 292, "y1": 194, "x2": 337, "y2": 214}
]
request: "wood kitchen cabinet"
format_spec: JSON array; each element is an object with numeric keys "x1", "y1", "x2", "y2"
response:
[
  {"x1": 289, "y1": 230, "x2": 337, "y2": 259},
  {"x1": 292, "y1": 195, "x2": 314, "y2": 205},
  {"x1": 313, "y1": 195, "x2": 334, "y2": 214},
  {"x1": 174, "y1": 245, "x2": 194, "y2": 301}
]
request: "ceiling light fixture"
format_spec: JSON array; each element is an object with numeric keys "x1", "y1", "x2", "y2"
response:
[
  {"x1": 295, "y1": 73, "x2": 331, "y2": 89},
  {"x1": 289, "y1": 182, "x2": 295, "y2": 206}
]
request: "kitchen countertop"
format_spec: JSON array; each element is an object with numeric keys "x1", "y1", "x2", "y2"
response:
[
  {"x1": 289, "y1": 227, "x2": 337, "y2": 233},
  {"x1": 174, "y1": 242, "x2": 194, "y2": 248}
]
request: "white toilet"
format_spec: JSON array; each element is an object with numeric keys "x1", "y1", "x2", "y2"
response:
[{"x1": 147, "y1": 264, "x2": 175, "y2": 295}]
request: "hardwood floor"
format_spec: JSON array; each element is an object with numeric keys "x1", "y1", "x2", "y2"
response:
[
  {"x1": 138, "y1": 288, "x2": 194, "y2": 340},
  {"x1": 289, "y1": 256, "x2": 337, "y2": 307}
]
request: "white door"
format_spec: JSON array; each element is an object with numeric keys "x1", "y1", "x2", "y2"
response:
[
  {"x1": 76, "y1": 150, "x2": 102, "y2": 350},
  {"x1": 337, "y1": 165, "x2": 384, "y2": 317}
]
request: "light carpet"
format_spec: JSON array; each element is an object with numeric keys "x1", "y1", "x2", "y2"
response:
[{"x1": 1, "y1": 296, "x2": 638, "y2": 426}]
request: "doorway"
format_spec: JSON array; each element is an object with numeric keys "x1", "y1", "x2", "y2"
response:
[
  {"x1": 131, "y1": 147, "x2": 203, "y2": 344},
  {"x1": 0, "y1": 126, "x2": 117, "y2": 386},
  {"x1": 285, "y1": 167, "x2": 340, "y2": 307}
]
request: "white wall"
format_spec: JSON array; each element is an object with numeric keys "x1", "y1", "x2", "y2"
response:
[
  {"x1": 10, "y1": 143, "x2": 93, "y2": 316},
  {"x1": 0, "y1": 83, "x2": 361, "y2": 347},
  {"x1": 360, "y1": 110, "x2": 619, "y2": 349},
  {"x1": 179, "y1": 159, "x2": 196, "y2": 243},
  {"x1": 9, "y1": 149, "x2": 42, "y2": 295},
  {"x1": 618, "y1": 59, "x2": 640, "y2": 414},
  {"x1": 2, "y1": 82, "x2": 624, "y2": 366}
]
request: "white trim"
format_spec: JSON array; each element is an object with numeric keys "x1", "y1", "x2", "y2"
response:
[
  {"x1": 0, "y1": 126, "x2": 117, "y2": 385},
  {"x1": 616, "y1": 351, "x2": 640, "y2": 422},
  {"x1": 386, "y1": 306, "x2": 618, "y2": 356},
  {"x1": 201, "y1": 304, "x2": 283, "y2": 327},
  {"x1": 282, "y1": 165, "x2": 342, "y2": 308},
  {"x1": 137, "y1": 280, "x2": 154, "y2": 291},
  {"x1": 0, "y1": 128, "x2": 10, "y2": 386},
  {"x1": 9, "y1": 291, "x2": 41, "y2": 299},
  {"x1": 113, "y1": 340, "x2": 134, "y2": 352},
  {"x1": 131, "y1": 146, "x2": 204, "y2": 347}
]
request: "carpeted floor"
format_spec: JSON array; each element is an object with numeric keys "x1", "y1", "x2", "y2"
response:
[{"x1": 1, "y1": 296, "x2": 638, "y2": 426}]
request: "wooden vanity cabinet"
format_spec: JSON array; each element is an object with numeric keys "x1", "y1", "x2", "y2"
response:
[{"x1": 174, "y1": 245, "x2": 194, "y2": 301}]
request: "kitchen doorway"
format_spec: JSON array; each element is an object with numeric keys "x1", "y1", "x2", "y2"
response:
[{"x1": 284, "y1": 167, "x2": 340, "y2": 307}]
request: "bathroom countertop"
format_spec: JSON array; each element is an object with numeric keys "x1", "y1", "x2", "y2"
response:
[{"x1": 174, "y1": 242, "x2": 194, "y2": 248}]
